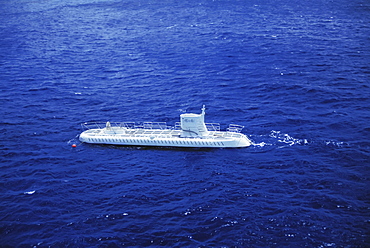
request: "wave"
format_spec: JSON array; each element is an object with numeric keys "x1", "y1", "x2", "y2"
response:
[{"x1": 250, "y1": 130, "x2": 351, "y2": 149}]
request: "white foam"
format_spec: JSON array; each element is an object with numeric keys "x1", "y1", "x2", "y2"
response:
[
  {"x1": 24, "y1": 190, "x2": 35, "y2": 195},
  {"x1": 252, "y1": 142, "x2": 270, "y2": 147},
  {"x1": 269, "y1": 130, "x2": 308, "y2": 147}
]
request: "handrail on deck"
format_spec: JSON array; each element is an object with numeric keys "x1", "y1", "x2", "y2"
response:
[
  {"x1": 205, "y1": 123, "x2": 220, "y2": 131},
  {"x1": 227, "y1": 124, "x2": 244, "y2": 133},
  {"x1": 81, "y1": 122, "x2": 245, "y2": 133},
  {"x1": 82, "y1": 121, "x2": 170, "y2": 130}
]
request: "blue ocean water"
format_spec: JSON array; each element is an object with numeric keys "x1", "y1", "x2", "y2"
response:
[{"x1": 1, "y1": 0, "x2": 369, "y2": 247}]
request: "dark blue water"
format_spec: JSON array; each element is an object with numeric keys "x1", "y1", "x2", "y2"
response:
[{"x1": 1, "y1": 0, "x2": 369, "y2": 247}]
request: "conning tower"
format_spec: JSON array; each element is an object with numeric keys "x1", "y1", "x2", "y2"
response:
[{"x1": 180, "y1": 105, "x2": 209, "y2": 138}]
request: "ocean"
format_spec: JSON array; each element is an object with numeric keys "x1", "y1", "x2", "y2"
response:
[{"x1": 0, "y1": 0, "x2": 369, "y2": 247}]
